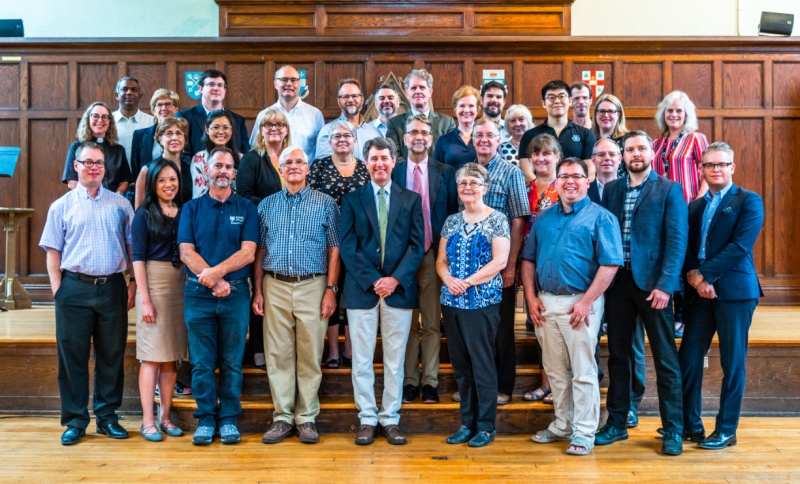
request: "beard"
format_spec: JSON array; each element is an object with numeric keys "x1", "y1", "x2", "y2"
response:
[
  {"x1": 484, "y1": 104, "x2": 502, "y2": 118},
  {"x1": 626, "y1": 158, "x2": 651, "y2": 173},
  {"x1": 343, "y1": 105, "x2": 361, "y2": 117},
  {"x1": 210, "y1": 175, "x2": 231, "y2": 188},
  {"x1": 379, "y1": 103, "x2": 396, "y2": 117}
]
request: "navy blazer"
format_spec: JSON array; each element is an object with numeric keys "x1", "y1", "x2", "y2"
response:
[
  {"x1": 602, "y1": 169, "x2": 688, "y2": 294},
  {"x1": 130, "y1": 124, "x2": 157, "y2": 181},
  {"x1": 683, "y1": 184, "x2": 764, "y2": 301},
  {"x1": 391, "y1": 159, "x2": 458, "y2": 257},
  {"x1": 176, "y1": 104, "x2": 250, "y2": 157},
  {"x1": 339, "y1": 183, "x2": 426, "y2": 310},
  {"x1": 588, "y1": 179, "x2": 602, "y2": 204},
  {"x1": 386, "y1": 110, "x2": 456, "y2": 163}
]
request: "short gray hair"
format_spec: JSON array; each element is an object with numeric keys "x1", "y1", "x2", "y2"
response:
[
  {"x1": 405, "y1": 113, "x2": 433, "y2": 130},
  {"x1": 455, "y1": 162, "x2": 490, "y2": 186},
  {"x1": 362, "y1": 137, "x2": 397, "y2": 161},
  {"x1": 503, "y1": 104, "x2": 533, "y2": 133},
  {"x1": 327, "y1": 120, "x2": 355, "y2": 144},
  {"x1": 279, "y1": 146, "x2": 308, "y2": 166},
  {"x1": 404, "y1": 69, "x2": 434, "y2": 91},
  {"x1": 703, "y1": 141, "x2": 734, "y2": 164},
  {"x1": 75, "y1": 141, "x2": 103, "y2": 161},
  {"x1": 655, "y1": 90, "x2": 699, "y2": 135}
]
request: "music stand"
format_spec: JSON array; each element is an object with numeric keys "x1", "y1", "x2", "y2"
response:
[{"x1": 0, "y1": 147, "x2": 34, "y2": 310}]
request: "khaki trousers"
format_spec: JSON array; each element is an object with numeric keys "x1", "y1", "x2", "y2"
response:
[
  {"x1": 263, "y1": 275, "x2": 328, "y2": 425},
  {"x1": 535, "y1": 292, "x2": 603, "y2": 441},
  {"x1": 403, "y1": 249, "x2": 442, "y2": 388}
]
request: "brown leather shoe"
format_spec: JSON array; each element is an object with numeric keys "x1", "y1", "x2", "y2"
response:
[
  {"x1": 380, "y1": 424, "x2": 407, "y2": 445},
  {"x1": 261, "y1": 420, "x2": 294, "y2": 444},
  {"x1": 355, "y1": 424, "x2": 378, "y2": 445},
  {"x1": 296, "y1": 422, "x2": 319, "y2": 444}
]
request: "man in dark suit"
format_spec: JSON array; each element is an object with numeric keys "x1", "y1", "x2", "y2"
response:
[
  {"x1": 176, "y1": 69, "x2": 250, "y2": 156},
  {"x1": 679, "y1": 142, "x2": 764, "y2": 450},
  {"x1": 596, "y1": 130, "x2": 689, "y2": 456},
  {"x1": 386, "y1": 69, "x2": 456, "y2": 162},
  {"x1": 340, "y1": 137, "x2": 425, "y2": 446},
  {"x1": 392, "y1": 114, "x2": 458, "y2": 405}
]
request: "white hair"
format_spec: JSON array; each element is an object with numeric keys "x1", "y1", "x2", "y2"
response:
[
  {"x1": 503, "y1": 104, "x2": 534, "y2": 133},
  {"x1": 655, "y1": 90, "x2": 699, "y2": 135},
  {"x1": 278, "y1": 146, "x2": 308, "y2": 166}
]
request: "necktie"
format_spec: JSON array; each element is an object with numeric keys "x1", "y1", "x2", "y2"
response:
[
  {"x1": 413, "y1": 165, "x2": 432, "y2": 251},
  {"x1": 378, "y1": 187, "x2": 387, "y2": 266}
]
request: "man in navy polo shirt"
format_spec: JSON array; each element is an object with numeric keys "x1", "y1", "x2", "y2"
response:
[
  {"x1": 178, "y1": 146, "x2": 259, "y2": 446},
  {"x1": 519, "y1": 80, "x2": 596, "y2": 176}
]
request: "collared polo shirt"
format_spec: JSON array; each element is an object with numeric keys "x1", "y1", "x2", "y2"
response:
[
  {"x1": 522, "y1": 196, "x2": 622, "y2": 295},
  {"x1": 699, "y1": 182, "x2": 733, "y2": 262},
  {"x1": 519, "y1": 120, "x2": 596, "y2": 161},
  {"x1": 177, "y1": 192, "x2": 259, "y2": 281},
  {"x1": 314, "y1": 113, "x2": 382, "y2": 161},
  {"x1": 113, "y1": 110, "x2": 155, "y2": 165}
]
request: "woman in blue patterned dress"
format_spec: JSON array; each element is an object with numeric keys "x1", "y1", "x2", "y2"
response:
[{"x1": 436, "y1": 162, "x2": 510, "y2": 448}]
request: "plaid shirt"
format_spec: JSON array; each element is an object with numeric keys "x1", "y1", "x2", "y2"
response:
[
  {"x1": 622, "y1": 176, "x2": 648, "y2": 263},
  {"x1": 257, "y1": 185, "x2": 340, "y2": 276},
  {"x1": 461, "y1": 153, "x2": 530, "y2": 221}
]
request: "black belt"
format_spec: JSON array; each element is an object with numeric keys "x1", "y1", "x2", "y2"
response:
[
  {"x1": 267, "y1": 271, "x2": 324, "y2": 283},
  {"x1": 624, "y1": 261, "x2": 632, "y2": 270},
  {"x1": 64, "y1": 270, "x2": 123, "y2": 285}
]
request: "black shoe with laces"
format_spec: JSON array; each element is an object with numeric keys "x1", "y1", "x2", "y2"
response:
[
  {"x1": 421, "y1": 384, "x2": 439, "y2": 403},
  {"x1": 661, "y1": 431, "x2": 683, "y2": 455},
  {"x1": 402, "y1": 384, "x2": 419, "y2": 403}
]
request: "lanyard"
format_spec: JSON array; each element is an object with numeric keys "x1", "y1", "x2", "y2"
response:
[{"x1": 660, "y1": 130, "x2": 685, "y2": 176}]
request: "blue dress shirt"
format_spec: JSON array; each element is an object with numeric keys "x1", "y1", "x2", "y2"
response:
[{"x1": 699, "y1": 183, "x2": 733, "y2": 262}]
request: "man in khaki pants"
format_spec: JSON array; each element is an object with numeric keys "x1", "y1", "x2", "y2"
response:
[
  {"x1": 252, "y1": 146, "x2": 341, "y2": 444},
  {"x1": 521, "y1": 158, "x2": 622, "y2": 456}
]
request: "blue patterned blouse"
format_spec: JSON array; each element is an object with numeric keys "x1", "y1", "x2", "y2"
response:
[{"x1": 440, "y1": 210, "x2": 510, "y2": 309}]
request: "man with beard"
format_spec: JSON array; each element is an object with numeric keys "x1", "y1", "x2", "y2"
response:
[
  {"x1": 251, "y1": 65, "x2": 325, "y2": 161},
  {"x1": 112, "y1": 76, "x2": 153, "y2": 163},
  {"x1": 480, "y1": 81, "x2": 509, "y2": 142},
  {"x1": 371, "y1": 84, "x2": 401, "y2": 137},
  {"x1": 315, "y1": 78, "x2": 382, "y2": 160},
  {"x1": 178, "y1": 147, "x2": 259, "y2": 446},
  {"x1": 571, "y1": 82, "x2": 594, "y2": 130},
  {"x1": 596, "y1": 130, "x2": 688, "y2": 456},
  {"x1": 387, "y1": 69, "x2": 456, "y2": 162}
]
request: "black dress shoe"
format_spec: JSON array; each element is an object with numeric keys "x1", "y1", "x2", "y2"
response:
[
  {"x1": 657, "y1": 427, "x2": 706, "y2": 442},
  {"x1": 467, "y1": 430, "x2": 496, "y2": 447},
  {"x1": 595, "y1": 423, "x2": 628, "y2": 445},
  {"x1": 698, "y1": 431, "x2": 737, "y2": 450},
  {"x1": 61, "y1": 426, "x2": 85, "y2": 445},
  {"x1": 661, "y1": 431, "x2": 683, "y2": 456},
  {"x1": 421, "y1": 384, "x2": 440, "y2": 403},
  {"x1": 402, "y1": 384, "x2": 419, "y2": 403},
  {"x1": 626, "y1": 411, "x2": 639, "y2": 428},
  {"x1": 96, "y1": 421, "x2": 130, "y2": 439},
  {"x1": 446, "y1": 426, "x2": 475, "y2": 444}
]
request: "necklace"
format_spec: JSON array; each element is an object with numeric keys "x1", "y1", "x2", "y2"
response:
[{"x1": 333, "y1": 157, "x2": 355, "y2": 167}]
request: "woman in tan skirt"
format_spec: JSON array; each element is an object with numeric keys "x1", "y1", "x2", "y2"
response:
[{"x1": 132, "y1": 157, "x2": 188, "y2": 441}]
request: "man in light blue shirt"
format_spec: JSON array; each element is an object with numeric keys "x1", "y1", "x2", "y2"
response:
[
  {"x1": 370, "y1": 84, "x2": 401, "y2": 137},
  {"x1": 315, "y1": 79, "x2": 382, "y2": 161}
]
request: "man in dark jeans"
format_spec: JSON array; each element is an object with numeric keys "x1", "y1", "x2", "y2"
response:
[{"x1": 178, "y1": 147, "x2": 258, "y2": 446}]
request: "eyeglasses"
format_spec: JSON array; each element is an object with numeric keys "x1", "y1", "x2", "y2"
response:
[
  {"x1": 473, "y1": 133, "x2": 497, "y2": 140},
  {"x1": 161, "y1": 130, "x2": 184, "y2": 139},
  {"x1": 596, "y1": 109, "x2": 619, "y2": 116},
  {"x1": 76, "y1": 160, "x2": 105, "y2": 168},
  {"x1": 203, "y1": 82, "x2": 226, "y2": 89},
  {"x1": 90, "y1": 114, "x2": 111, "y2": 122},
  {"x1": 281, "y1": 160, "x2": 308, "y2": 168},
  {"x1": 557, "y1": 174, "x2": 587, "y2": 181},
  {"x1": 593, "y1": 151, "x2": 620, "y2": 158},
  {"x1": 457, "y1": 181, "x2": 484, "y2": 189},
  {"x1": 331, "y1": 133, "x2": 354, "y2": 141},
  {"x1": 209, "y1": 126, "x2": 232, "y2": 133},
  {"x1": 155, "y1": 102, "x2": 174, "y2": 109},
  {"x1": 263, "y1": 122, "x2": 287, "y2": 130},
  {"x1": 407, "y1": 130, "x2": 432, "y2": 138},
  {"x1": 545, "y1": 94, "x2": 569, "y2": 103},
  {"x1": 702, "y1": 162, "x2": 733, "y2": 170},
  {"x1": 337, "y1": 94, "x2": 362, "y2": 100},
  {"x1": 276, "y1": 77, "x2": 301, "y2": 84}
]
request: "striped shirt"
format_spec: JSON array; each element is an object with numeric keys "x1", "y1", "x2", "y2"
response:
[
  {"x1": 257, "y1": 185, "x2": 340, "y2": 276},
  {"x1": 39, "y1": 184, "x2": 134, "y2": 276},
  {"x1": 621, "y1": 176, "x2": 647, "y2": 264},
  {"x1": 461, "y1": 153, "x2": 531, "y2": 221},
  {"x1": 652, "y1": 131, "x2": 708, "y2": 203}
]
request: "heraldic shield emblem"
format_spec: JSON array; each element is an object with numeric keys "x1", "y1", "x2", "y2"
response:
[
  {"x1": 582, "y1": 71, "x2": 605, "y2": 97},
  {"x1": 185, "y1": 72, "x2": 203, "y2": 100}
]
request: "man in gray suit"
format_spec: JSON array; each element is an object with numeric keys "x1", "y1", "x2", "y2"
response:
[{"x1": 386, "y1": 69, "x2": 456, "y2": 163}]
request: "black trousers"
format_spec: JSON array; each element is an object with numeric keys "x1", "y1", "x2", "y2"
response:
[
  {"x1": 55, "y1": 272, "x2": 128, "y2": 429},
  {"x1": 605, "y1": 268, "x2": 683, "y2": 432},
  {"x1": 594, "y1": 315, "x2": 646, "y2": 414},
  {"x1": 443, "y1": 304, "x2": 500, "y2": 432},
  {"x1": 495, "y1": 286, "x2": 517, "y2": 395}
]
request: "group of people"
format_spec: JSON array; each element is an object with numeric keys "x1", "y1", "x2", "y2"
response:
[{"x1": 41, "y1": 66, "x2": 764, "y2": 456}]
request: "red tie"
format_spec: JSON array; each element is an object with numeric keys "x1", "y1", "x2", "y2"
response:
[{"x1": 413, "y1": 164, "x2": 432, "y2": 251}]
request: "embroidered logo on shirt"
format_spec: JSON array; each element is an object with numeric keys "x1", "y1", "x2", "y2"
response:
[
  {"x1": 230, "y1": 216, "x2": 244, "y2": 225},
  {"x1": 572, "y1": 134, "x2": 581, "y2": 142}
]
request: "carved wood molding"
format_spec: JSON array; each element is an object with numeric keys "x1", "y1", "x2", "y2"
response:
[{"x1": 214, "y1": 0, "x2": 574, "y2": 37}]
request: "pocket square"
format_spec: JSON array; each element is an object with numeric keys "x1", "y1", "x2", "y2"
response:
[{"x1": 723, "y1": 207, "x2": 733, "y2": 214}]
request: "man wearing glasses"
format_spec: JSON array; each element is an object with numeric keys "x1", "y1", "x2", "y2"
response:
[
  {"x1": 253, "y1": 146, "x2": 341, "y2": 445},
  {"x1": 251, "y1": 65, "x2": 325, "y2": 161},
  {"x1": 177, "y1": 69, "x2": 250, "y2": 156},
  {"x1": 40, "y1": 142, "x2": 137, "y2": 445},
  {"x1": 519, "y1": 80, "x2": 596, "y2": 176},
  {"x1": 315, "y1": 78, "x2": 382, "y2": 161},
  {"x1": 521, "y1": 157, "x2": 622, "y2": 456}
]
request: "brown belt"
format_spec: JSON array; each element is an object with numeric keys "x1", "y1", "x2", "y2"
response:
[{"x1": 266, "y1": 271, "x2": 324, "y2": 283}]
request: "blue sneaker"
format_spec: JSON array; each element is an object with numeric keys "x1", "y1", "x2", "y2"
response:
[
  {"x1": 192, "y1": 426, "x2": 214, "y2": 446},
  {"x1": 219, "y1": 424, "x2": 241, "y2": 445}
]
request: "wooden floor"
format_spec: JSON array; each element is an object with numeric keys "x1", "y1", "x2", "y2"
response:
[{"x1": 0, "y1": 416, "x2": 797, "y2": 483}]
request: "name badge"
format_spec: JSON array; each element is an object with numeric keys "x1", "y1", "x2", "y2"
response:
[
  {"x1": 229, "y1": 216, "x2": 244, "y2": 225},
  {"x1": 572, "y1": 134, "x2": 581, "y2": 142}
]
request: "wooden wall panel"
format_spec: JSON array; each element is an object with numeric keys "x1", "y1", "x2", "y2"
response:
[
  {"x1": 226, "y1": 63, "x2": 265, "y2": 111},
  {"x1": 673, "y1": 62, "x2": 713, "y2": 108},
  {"x1": 697, "y1": 119, "x2": 714, "y2": 142},
  {"x1": 0, "y1": 64, "x2": 20, "y2": 110},
  {"x1": 425, "y1": 62, "x2": 464, "y2": 112},
  {"x1": 322, "y1": 62, "x2": 366, "y2": 112},
  {"x1": 622, "y1": 63, "x2": 663, "y2": 108},
  {"x1": 772, "y1": 62, "x2": 800, "y2": 108},
  {"x1": 772, "y1": 119, "x2": 800, "y2": 278},
  {"x1": 522, "y1": 63, "x2": 563, "y2": 107},
  {"x1": 126, "y1": 63, "x2": 167, "y2": 113},
  {"x1": 625, "y1": 118, "x2": 655, "y2": 135},
  {"x1": 0, "y1": 120, "x2": 21, "y2": 275},
  {"x1": 373, "y1": 63, "x2": 414, "y2": 92},
  {"x1": 723, "y1": 62, "x2": 763, "y2": 108},
  {"x1": 572, "y1": 62, "x2": 613, "y2": 97},
  {"x1": 77, "y1": 63, "x2": 117, "y2": 109},
  {"x1": 176, "y1": 63, "x2": 216, "y2": 109},
  {"x1": 28, "y1": 64, "x2": 68, "y2": 110}
]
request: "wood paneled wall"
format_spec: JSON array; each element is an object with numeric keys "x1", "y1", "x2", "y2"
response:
[{"x1": 0, "y1": 37, "x2": 798, "y2": 303}]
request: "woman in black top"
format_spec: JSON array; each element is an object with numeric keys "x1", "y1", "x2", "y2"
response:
[
  {"x1": 132, "y1": 158, "x2": 186, "y2": 442},
  {"x1": 62, "y1": 102, "x2": 131, "y2": 195},
  {"x1": 134, "y1": 117, "x2": 193, "y2": 209},
  {"x1": 433, "y1": 85, "x2": 480, "y2": 169},
  {"x1": 307, "y1": 120, "x2": 371, "y2": 368}
]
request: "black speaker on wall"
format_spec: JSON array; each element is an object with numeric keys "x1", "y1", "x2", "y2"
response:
[
  {"x1": 0, "y1": 19, "x2": 23, "y2": 37},
  {"x1": 759, "y1": 12, "x2": 794, "y2": 37}
]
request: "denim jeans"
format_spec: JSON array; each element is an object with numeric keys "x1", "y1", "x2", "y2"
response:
[{"x1": 184, "y1": 277, "x2": 250, "y2": 428}]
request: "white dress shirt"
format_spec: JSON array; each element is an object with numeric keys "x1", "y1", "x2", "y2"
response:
[
  {"x1": 113, "y1": 109, "x2": 154, "y2": 166},
  {"x1": 251, "y1": 99, "x2": 325, "y2": 162}
]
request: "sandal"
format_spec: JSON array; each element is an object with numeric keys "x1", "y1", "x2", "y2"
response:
[
  {"x1": 531, "y1": 428, "x2": 571, "y2": 444},
  {"x1": 341, "y1": 354, "x2": 352, "y2": 367},
  {"x1": 523, "y1": 385, "x2": 550, "y2": 402},
  {"x1": 566, "y1": 435, "x2": 594, "y2": 456},
  {"x1": 326, "y1": 356, "x2": 340, "y2": 369},
  {"x1": 543, "y1": 392, "x2": 554, "y2": 405}
]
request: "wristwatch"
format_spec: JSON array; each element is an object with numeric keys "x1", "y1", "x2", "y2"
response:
[
  {"x1": 327, "y1": 285, "x2": 339, "y2": 293},
  {"x1": 464, "y1": 278, "x2": 472, "y2": 287}
]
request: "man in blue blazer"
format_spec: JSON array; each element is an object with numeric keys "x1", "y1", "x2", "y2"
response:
[
  {"x1": 596, "y1": 130, "x2": 689, "y2": 456},
  {"x1": 679, "y1": 142, "x2": 764, "y2": 450},
  {"x1": 391, "y1": 114, "x2": 459, "y2": 405},
  {"x1": 176, "y1": 69, "x2": 250, "y2": 156},
  {"x1": 340, "y1": 137, "x2": 425, "y2": 446}
]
